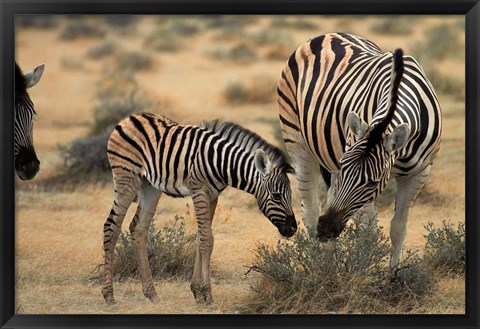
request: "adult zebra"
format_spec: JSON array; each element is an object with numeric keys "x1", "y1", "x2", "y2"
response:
[
  {"x1": 102, "y1": 113, "x2": 296, "y2": 306},
  {"x1": 15, "y1": 62, "x2": 45, "y2": 180},
  {"x1": 278, "y1": 33, "x2": 441, "y2": 268}
]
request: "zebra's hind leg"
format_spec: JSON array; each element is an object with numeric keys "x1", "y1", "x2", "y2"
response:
[
  {"x1": 390, "y1": 164, "x2": 432, "y2": 269},
  {"x1": 129, "y1": 181, "x2": 161, "y2": 303},
  {"x1": 102, "y1": 172, "x2": 142, "y2": 307},
  {"x1": 190, "y1": 194, "x2": 218, "y2": 305}
]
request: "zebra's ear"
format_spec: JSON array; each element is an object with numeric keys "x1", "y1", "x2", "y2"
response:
[
  {"x1": 254, "y1": 149, "x2": 272, "y2": 175},
  {"x1": 384, "y1": 123, "x2": 410, "y2": 153},
  {"x1": 24, "y1": 64, "x2": 45, "y2": 89},
  {"x1": 347, "y1": 112, "x2": 369, "y2": 140}
]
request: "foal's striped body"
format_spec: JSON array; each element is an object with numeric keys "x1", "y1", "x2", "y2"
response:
[{"x1": 102, "y1": 113, "x2": 296, "y2": 306}]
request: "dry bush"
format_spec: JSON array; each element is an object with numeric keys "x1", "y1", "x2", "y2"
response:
[
  {"x1": 242, "y1": 216, "x2": 435, "y2": 314},
  {"x1": 116, "y1": 51, "x2": 153, "y2": 72},
  {"x1": 112, "y1": 215, "x2": 196, "y2": 281},
  {"x1": 145, "y1": 31, "x2": 181, "y2": 53},
  {"x1": 209, "y1": 43, "x2": 258, "y2": 63},
  {"x1": 370, "y1": 17, "x2": 416, "y2": 35},
  {"x1": 60, "y1": 21, "x2": 105, "y2": 40},
  {"x1": 223, "y1": 75, "x2": 276, "y2": 105},
  {"x1": 424, "y1": 220, "x2": 465, "y2": 276},
  {"x1": 58, "y1": 70, "x2": 150, "y2": 180},
  {"x1": 87, "y1": 40, "x2": 117, "y2": 60},
  {"x1": 16, "y1": 15, "x2": 59, "y2": 29},
  {"x1": 270, "y1": 17, "x2": 317, "y2": 30},
  {"x1": 90, "y1": 216, "x2": 196, "y2": 283}
]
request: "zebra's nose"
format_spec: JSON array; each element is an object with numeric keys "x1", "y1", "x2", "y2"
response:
[
  {"x1": 18, "y1": 159, "x2": 40, "y2": 180},
  {"x1": 22, "y1": 159, "x2": 40, "y2": 173}
]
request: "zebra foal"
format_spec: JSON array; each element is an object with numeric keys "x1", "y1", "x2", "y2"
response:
[
  {"x1": 15, "y1": 62, "x2": 45, "y2": 180},
  {"x1": 102, "y1": 113, "x2": 297, "y2": 306},
  {"x1": 278, "y1": 33, "x2": 441, "y2": 268}
]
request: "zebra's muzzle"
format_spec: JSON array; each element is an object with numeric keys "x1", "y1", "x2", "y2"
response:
[
  {"x1": 15, "y1": 148, "x2": 40, "y2": 180},
  {"x1": 316, "y1": 209, "x2": 346, "y2": 242},
  {"x1": 275, "y1": 215, "x2": 297, "y2": 238}
]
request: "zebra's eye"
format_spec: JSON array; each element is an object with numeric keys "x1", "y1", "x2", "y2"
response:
[
  {"x1": 365, "y1": 179, "x2": 380, "y2": 188},
  {"x1": 272, "y1": 192, "x2": 282, "y2": 201}
]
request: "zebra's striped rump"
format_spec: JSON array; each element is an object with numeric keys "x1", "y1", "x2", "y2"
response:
[{"x1": 14, "y1": 63, "x2": 44, "y2": 180}]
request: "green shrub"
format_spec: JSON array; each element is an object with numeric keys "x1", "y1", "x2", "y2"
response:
[
  {"x1": 243, "y1": 215, "x2": 434, "y2": 314},
  {"x1": 424, "y1": 220, "x2": 465, "y2": 276},
  {"x1": 113, "y1": 215, "x2": 196, "y2": 281}
]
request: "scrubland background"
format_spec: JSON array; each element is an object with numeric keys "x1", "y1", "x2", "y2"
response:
[{"x1": 15, "y1": 15, "x2": 465, "y2": 314}]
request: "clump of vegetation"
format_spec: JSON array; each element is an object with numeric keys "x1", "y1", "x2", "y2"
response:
[
  {"x1": 116, "y1": 51, "x2": 153, "y2": 72},
  {"x1": 424, "y1": 220, "x2": 465, "y2": 276},
  {"x1": 87, "y1": 40, "x2": 117, "y2": 60},
  {"x1": 370, "y1": 17, "x2": 416, "y2": 35},
  {"x1": 424, "y1": 68, "x2": 464, "y2": 100},
  {"x1": 209, "y1": 43, "x2": 258, "y2": 63},
  {"x1": 103, "y1": 15, "x2": 139, "y2": 29},
  {"x1": 60, "y1": 131, "x2": 111, "y2": 175},
  {"x1": 58, "y1": 70, "x2": 150, "y2": 180},
  {"x1": 223, "y1": 75, "x2": 276, "y2": 105},
  {"x1": 423, "y1": 23, "x2": 462, "y2": 60},
  {"x1": 60, "y1": 21, "x2": 105, "y2": 40},
  {"x1": 113, "y1": 215, "x2": 196, "y2": 281},
  {"x1": 16, "y1": 15, "x2": 59, "y2": 29},
  {"x1": 145, "y1": 31, "x2": 181, "y2": 53},
  {"x1": 270, "y1": 17, "x2": 317, "y2": 30},
  {"x1": 242, "y1": 215, "x2": 435, "y2": 314}
]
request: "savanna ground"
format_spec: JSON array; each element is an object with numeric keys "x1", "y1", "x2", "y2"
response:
[{"x1": 15, "y1": 15, "x2": 465, "y2": 314}]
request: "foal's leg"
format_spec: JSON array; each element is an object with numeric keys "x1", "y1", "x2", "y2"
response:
[
  {"x1": 102, "y1": 172, "x2": 141, "y2": 306},
  {"x1": 190, "y1": 193, "x2": 218, "y2": 304},
  {"x1": 129, "y1": 181, "x2": 161, "y2": 303}
]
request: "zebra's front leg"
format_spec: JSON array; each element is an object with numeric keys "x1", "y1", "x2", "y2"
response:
[
  {"x1": 295, "y1": 155, "x2": 322, "y2": 230},
  {"x1": 130, "y1": 181, "x2": 161, "y2": 303},
  {"x1": 390, "y1": 165, "x2": 432, "y2": 268},
  {"x1": 102, "y1": 174, "x2": 141, "y2": 307},
  {"x1": 190, "y1": 194, "x2": 217, "y2": 305}
]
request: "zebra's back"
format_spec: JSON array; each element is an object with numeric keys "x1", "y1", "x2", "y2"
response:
[
  {"x1": 107, "y1": 113, "x2": 200, "y2": 197},
  {"x1": 278, "y1": 32, "x2": 441, "y2": 177}
]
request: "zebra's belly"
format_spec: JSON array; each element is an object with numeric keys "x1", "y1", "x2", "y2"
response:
[{"x1": 146, "y1": 176, "x2": 191, "y2": 197}]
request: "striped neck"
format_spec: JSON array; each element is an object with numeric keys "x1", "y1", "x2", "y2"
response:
[{"x1": 204, "y1": 134, "x2": 261, "y2": 195}]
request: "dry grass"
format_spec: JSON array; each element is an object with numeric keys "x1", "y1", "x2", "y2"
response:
[{"x1": 15, "y1": 15, "x2": 465, "y2": 314}]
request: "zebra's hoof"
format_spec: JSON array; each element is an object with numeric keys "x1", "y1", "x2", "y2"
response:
[{"x1": 102, "y1": 286, "x2": 116, "y2": 307}]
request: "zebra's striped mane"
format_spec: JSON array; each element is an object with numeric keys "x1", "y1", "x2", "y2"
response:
[
  {"x1": 366, "y1": 48, "x2": 404, "y2": 149},
  {"x1": 202, "y1": 120, "x2": 294, "y2": 173}
]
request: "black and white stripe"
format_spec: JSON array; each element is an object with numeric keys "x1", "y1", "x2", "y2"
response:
[
  {"x1": 102, "y1": 112, "x2": 297, "y2": 306},
  {"x1": 278, "y1": 33, "x2": 441, "y2": 268},
  {"x1": 14, "y1": 62, "x2": 44, "y2": 180}
]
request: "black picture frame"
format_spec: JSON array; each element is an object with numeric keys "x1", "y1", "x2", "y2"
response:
[{"x1": 1, "y1": 1, "x2": 479, "y2": 328}]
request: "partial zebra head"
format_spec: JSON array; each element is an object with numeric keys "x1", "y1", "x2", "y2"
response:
[
  {"x1": 316, "y1": 49, "x2": 410, "y2": 242},
  {"x1": 254, "y1": 149, "x2": 297, "y2": 238},
  {"x1": 15, "y1": 62, "x2": 45, "y2": 180}
]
